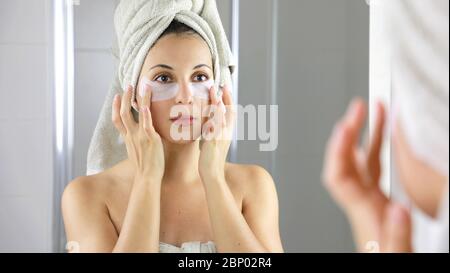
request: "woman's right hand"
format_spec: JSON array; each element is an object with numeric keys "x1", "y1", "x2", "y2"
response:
[
  {"x1": 112, "y1": 85, "x2": 165, "y2": 182},
  {"x1": 322, "y1": 99, "x2": 389, "y2": 251}
]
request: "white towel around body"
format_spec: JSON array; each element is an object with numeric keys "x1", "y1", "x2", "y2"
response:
[{"x1": 387, "y1": 0, "x2": 449, "y2": 253}]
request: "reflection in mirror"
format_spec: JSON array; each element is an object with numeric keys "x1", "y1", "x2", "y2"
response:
[{"x1": 66, "y1": 0, "x2": 369, "y2": 253}]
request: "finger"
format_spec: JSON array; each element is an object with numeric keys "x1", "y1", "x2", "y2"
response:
[
  {"x1": 141, "y1": 81, "x2": 152, "y2": 109},
  {"x1": 322, "y1": 101, "x2": 363, "y2": 188},
  {"x1": 112, "y1": 94, "x2": 126, "y2": 135},
  {"x1": 206, "y1": 86, "x2": 217, "y2": 119},
  {"x1": 335, "y1": 99, "x2": 367, "y2": 175},
  {"x1": 139, "y1": 83, "x2": 152, "y2": 128},
  {"x1": 214, "y1": 101, "x2": 226, "y2": 126},
  {"x1": 142, "y1": 105, "x2": 156, "y2": 138},
  {"x1": 145, "y1": 88, "x2": 154, "y2": 133},
  {"x1": 382, "y1": 203, "x2": 412, "y2": 253},
  {"x1": 207, "y1": 87, "x2": 226, "y2": 138},
  {"x1": 201, "y1": 120, "x2": 215, "y2": 141},
  {"x1": 204, "y1": 109, "x2": 222, "y2": 140},
  {"x1": 326, "y1": 121, "x2": 356, "y2": 183},
  {"x1": 323, "y1": 122, "x2": 341, "y2": 180},
  {"x1": 323, "y1": 120, "x2": 345, "y2": 183},
  {"x1": 366, "y1": 101, "x2": 386, "y2": 184},
  {"x1": 222, "y1": 85, "x2": 236, "y2": 126},
  {"x1": 344, "y1": 98, "x2": 367, "y2": 147},
  {"x1": 120, "y1": 85, "x2": 136, "y2": 131},
  {"x1": 209, "y1": 86, "x2": 219, "y2": 106},
  {"x1": 138, "y1": 100, "x2": 144, "y2": 131},
  {"x1": 338, "y1": 99, "x2": 367, "y2": 172},
  {"x1": 222, "y1": 85, "x2": 233, "y2": 105}
]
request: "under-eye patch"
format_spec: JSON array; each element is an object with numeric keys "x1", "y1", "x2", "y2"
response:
[{"x1": 139, "y1": 77, "x2": 214, "y2": 102}]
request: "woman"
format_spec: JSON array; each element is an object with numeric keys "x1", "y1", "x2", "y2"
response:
[{"x1": 61, "y1": 6, "x2": 283, "y2": 252}]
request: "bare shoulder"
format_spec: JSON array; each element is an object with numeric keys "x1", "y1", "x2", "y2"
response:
[
  {"x1": 61, "y1": 172, "x2": 110, "y2": 214},
  {"x1": 62, "y1": 161, "x2": 131, "y2": 211},
  {"x1": 225, "y1": 163, "x2": 277, "y2": 200},
  {"x1": 61, "y1": 166, "x2": 126, "y2": 252}
]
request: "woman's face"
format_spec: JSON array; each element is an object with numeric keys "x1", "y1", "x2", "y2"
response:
[{"x1": 136, "y1": 33, "x2": 213, "y2": 144}]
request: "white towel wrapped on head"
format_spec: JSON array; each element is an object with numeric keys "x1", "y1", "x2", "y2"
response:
[{"x1": 86, "y1": 0, "x2": 235, "y2": 175}]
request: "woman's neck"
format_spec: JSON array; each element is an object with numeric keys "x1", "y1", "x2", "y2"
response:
[{"x1": 161, "y1": 139, "x2": 201, "y2": 185}]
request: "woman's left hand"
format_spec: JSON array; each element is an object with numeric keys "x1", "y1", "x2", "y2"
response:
[{"x1": 198, "y1": 85, "x2": 236, "y2": 182}]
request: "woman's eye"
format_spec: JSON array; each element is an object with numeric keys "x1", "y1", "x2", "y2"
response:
[
  {"x1": 194, "y1": 74, "x2": 208, "y2": 82},
  {"x1": 155, "y1": 75, "x2": 171, "y2": 83}
]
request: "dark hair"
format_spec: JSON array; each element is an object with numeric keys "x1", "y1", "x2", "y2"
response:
[
  {"x1": 149, "y1": 20, "x2": 204, "y2": 52},
  {"x1": 160, "y1": 20, "x2": 199, "y2": 38}
]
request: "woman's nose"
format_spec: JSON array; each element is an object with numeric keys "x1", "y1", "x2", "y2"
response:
[{"x1": 175, "y1": 82, "x2": 193, "y2": 104}]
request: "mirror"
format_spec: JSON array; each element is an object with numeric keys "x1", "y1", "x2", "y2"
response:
[{"x1": 70, "y1": 0, "x2": 369, "y2": 252}]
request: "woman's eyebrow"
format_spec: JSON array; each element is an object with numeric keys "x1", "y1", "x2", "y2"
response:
[
  {"x1": 149, "y1": 64, "x2": 174, "y2": 71},
  {"x1": 193, "y1": 64, "x2": 212, "y2": 70}
]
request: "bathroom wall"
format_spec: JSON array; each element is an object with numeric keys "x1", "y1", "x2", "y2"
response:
[
  {"x1": 0, "y1": 0, "x2": 54, "y2": 252},
  {"x1": 72, "y1": 0, "x2": 120, "y2": 179}
]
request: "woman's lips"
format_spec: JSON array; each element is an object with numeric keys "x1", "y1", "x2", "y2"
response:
[{"x1": 170, "y1": 115, "x2": 195, "y2": 125}]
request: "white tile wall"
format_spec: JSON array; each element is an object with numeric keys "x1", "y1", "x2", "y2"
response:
[
  {"x1": 0, "y1": 119, "x2": 51, "y2": 197},
  {"x1": 0, "y1": 0, "x2": 53, "y2": 252},
  {"x1": 0, "y1": 45, "x2": 49, "y2": 120},
  {"x1": 74, "y1": 0, "x2": 118, "y2": 49},
  {"x1": 0, "y1": 196, "x2": 49, "y2": 252},
  {"x1": 0, "y1": 0, "x2": 48, "y2": 44}
]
